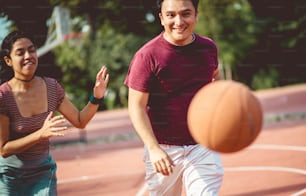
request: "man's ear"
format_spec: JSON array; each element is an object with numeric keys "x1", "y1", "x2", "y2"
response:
[{"x1": 159, "y1": 13, "x2": 165, "y2": 26}]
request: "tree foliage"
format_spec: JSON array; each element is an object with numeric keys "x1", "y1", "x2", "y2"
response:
[
  {"x1": 0, "y1": 0, "x2": 51, "y2": 45},
  {"x1": 48, "y1": 0, "x2": 159, "y2": 109},
  {"x1": 53, "y1": 22, "x2": 146, "y2": 109},
  {"x1": 0, "y1": 0, "x2": 59, "y2": 79},
  {"x1": 196, "y1": 0, "x2": 260, "y2": 80},
  {"x1": 1, "y1": 0, "x2": 305, "y2": 109},
  {"x1": 243, "y1": 0, "x2": 306, "y2": 88},
  {"x1": 48, "y1": 0, "x2": 160, "y2": 35}
]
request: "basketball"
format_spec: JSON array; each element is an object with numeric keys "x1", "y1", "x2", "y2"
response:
[{"x1": 187, "y1": 80, "x2": 263, "y2": 153}]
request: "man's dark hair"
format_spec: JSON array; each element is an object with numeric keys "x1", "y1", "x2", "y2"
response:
[{"x1": 156, "y1": 0, "x2": 199, "y2": 11}]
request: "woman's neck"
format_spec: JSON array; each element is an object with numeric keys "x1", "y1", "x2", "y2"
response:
[{"x1": 14, "y1": 75, "x2": 35, "y2": 83}]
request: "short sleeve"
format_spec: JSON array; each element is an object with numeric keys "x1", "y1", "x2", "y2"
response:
[
  {"x1": 54, "y1": 79, "x2": 65, "y2": 108},
  {"x1": 207, "y1": 37, "x2": 219, "y2": 70},
  {"x1": 0, "y1": 84, "x2": 10, "y2": 116},
  {"x1": 44, "y1": 77, "x2": 65, "y2": 110},
  {"x1": 0, "y1": 91, "x2": 8, "y2": 116},
  {"x1": 124, "y1": 52, "x2": 154, "y2": 92},
  {"x1": 212, "y1": 41, "x2": 219, "y2": 70}
]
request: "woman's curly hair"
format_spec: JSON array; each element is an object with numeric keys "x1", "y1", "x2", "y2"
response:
[{"x1": 0, "y1": 31, "x2": 34, "y2": 84}]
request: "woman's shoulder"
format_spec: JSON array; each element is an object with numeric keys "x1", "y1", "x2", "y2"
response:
[
  {"x1": 41, "y1": 76, "x2": 57, "y2": 82},
  {"x1": 0, "y1": 82, "x2": 11, "y2": 109},
  {"x1": 40, "y1": 77, "x2": 63, "y2": 92},
  {"x1": 0, "y1": 82, "x2": 10, "y2": 95},
  {"x1": 41, "y1": 76, "x2": 61, "y2": 85}
]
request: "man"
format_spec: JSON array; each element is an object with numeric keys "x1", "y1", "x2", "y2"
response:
[{"x1": 124, "y1": 0, "x2": 223, "y2": 195}]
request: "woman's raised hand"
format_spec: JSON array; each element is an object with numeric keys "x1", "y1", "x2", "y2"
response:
[{"x1": 93, "y1": 66, "x2": 110, "y2": 99}]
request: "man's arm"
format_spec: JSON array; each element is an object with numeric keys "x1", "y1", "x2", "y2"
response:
[
  {"x1": 128, "y1": 88, "x2": 174, "y2": 175},
  {"x1": 128, "y1": 88, "x2": 159, "y2": 150}
]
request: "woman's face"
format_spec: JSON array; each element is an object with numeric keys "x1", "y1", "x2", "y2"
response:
[
  {"x1": 159, "y1": 0, "x2": 198, "y2": 46},
  {"x1": 4, "y1": 38, "x2": 38, "y2": 78}
]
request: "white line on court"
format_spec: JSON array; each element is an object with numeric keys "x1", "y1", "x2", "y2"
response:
[
  {"x1": 57, "y1": 170, "x2": 144, "y2": 184},
  {"x1": 229, "y1": 143, "x2": 306, "y2": 196},
  {"x1": 224, "y1": 166, "x2": 306, "y2": 175},
  {"x1": 135, "y1": 166, "x2": 306, "y2": 196},
  {"x1": 224, "y1": 166, "x2": 306, "y2": 196},
  {"x1": 290, "y1": 188, "x2": 306, "y2": 196},
  {"x1": 136, "y1": 183, "x2": 148, "y2": 196},
  {"x1": 135, "y1": 144, "x2": 306, "y2": 195},
  {"x1": 225, "y1": 166, "x2": 306, "y2": 196},
  {"x1": 251, "y1": 144, "x2": 306, "y2": 152},
  {"x1": 58, "y1": 144, "x2": 306, "y2": 195}
]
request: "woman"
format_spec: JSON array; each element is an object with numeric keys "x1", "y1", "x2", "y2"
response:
[{"x1": 0, "y1": 30, "x2": 109, "y2": 195}]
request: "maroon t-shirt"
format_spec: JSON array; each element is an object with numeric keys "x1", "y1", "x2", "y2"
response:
[{"x1": 124, "y1": 33, "x2": 218, "y2": 145}]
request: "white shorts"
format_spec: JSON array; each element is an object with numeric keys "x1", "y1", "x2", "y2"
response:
[{"x1": 144, "y1": 144, "x2": 223, "y2": 196}]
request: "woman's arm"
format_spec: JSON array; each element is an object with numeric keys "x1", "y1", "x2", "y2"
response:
[
  {"x1": 0, "y1": 66, "x2": 109, "y2": 157},
  {"x1": 0, "y1": 112, "x2": 67, "y2": 158},
  {"x1": 58, "y1": 66, "x2": 109, "y2": 128}
]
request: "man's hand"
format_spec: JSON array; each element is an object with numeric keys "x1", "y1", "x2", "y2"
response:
[{"x1": 149, "y1": 146, "x2": 175, "y2": 176}]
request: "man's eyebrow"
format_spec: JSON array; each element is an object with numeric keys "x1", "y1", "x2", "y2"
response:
[{"x1": 164, "y1": 8, "x2": 193, "y2": 13}]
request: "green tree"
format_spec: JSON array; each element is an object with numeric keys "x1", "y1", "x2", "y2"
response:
[
  {"x1": 246, "y1": 0, "x2": 306, "y2": 87},
  {"x1": 49, "y1": 0, "x2": 160, "y2": 35},
  {"x1": 196, "y1": 0, "x2": 260, "y2": 80},
  {"x1": 53, "y1": 21, "x2": 146, "y2": 109},
  {"x1": 48, "y1": 0, "x2": 158, "y2": 110},
  {"x1": 3, "y1": 0, "x2": 305, "y2": 94},
  {"x1": 0, "y1": 0, "x2": 61, "y2": 80},
  {"x1": 251, "y1": 67, "x2": 279, "y2": 89}
]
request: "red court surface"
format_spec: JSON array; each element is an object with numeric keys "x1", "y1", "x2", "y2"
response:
[{"x1": 51, "y1": 84, "x2": 306, "y2": 196}]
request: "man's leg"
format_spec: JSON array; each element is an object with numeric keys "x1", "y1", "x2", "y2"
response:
[{"x1": 183, "y1": 145, "x2": 223, "y2": 196}]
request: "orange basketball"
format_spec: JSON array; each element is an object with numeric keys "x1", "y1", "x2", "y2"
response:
[{"x1": 187, "y1": 80, "x2": 263, "y2": 153}]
